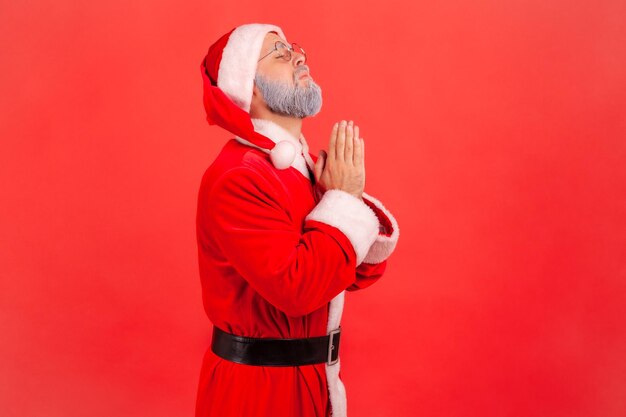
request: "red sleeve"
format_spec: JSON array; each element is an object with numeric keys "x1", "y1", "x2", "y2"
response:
[
  {"x1": 346, "y1": 259, "x2": 388, "y2": 292},
  {"x1": 206, "y1": 167, "x2": 380, "y2": 317},
  {"x1": 360, "y1": 191, "x2": 400, "y2": 265},
  {"x1": 346, "y1": 191, "x2": 400, "y2": 291}
]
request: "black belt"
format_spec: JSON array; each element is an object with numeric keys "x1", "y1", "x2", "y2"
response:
[{"x1": 211, "y1": 325, "x2": 341, "y2": 367}]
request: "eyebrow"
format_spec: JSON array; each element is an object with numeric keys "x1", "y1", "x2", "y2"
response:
[{"x1": 266, "y1": 38, "x2": 288, "y2": 50}]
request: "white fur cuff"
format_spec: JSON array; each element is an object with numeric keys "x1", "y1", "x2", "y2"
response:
[
  {"x1": 305, "y1": 189, "x2": 379, "y2": 265},
  {"x1": 362, "y1": 191, "x2": 400, "y2": 264}
]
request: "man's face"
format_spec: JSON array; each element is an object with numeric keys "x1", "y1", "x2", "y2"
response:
[
  {"x1": 253, "y1": 32, "x2": 322, "y2": 118},
  {"x1": 257, "y1": 32, "x2": 311, "y2": 86}
]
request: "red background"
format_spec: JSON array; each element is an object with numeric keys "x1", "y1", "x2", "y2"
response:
[{"x1": 2, "y1": 1, "x2": 625, "y2": 416}]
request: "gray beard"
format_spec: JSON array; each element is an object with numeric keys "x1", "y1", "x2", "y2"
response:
[{"x1": 253, "y1": 72, "x2": 323, "y2": 118}]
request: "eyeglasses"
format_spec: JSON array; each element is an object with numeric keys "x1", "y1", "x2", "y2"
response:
[{"x1": 258, "y1": 41, "x2": 307, "y2": 64}]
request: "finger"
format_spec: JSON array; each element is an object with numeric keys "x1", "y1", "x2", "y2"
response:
[
  {"x1": 353, "y1": 126, "x2": 362, "y2": 166},
  {"x1": 314, "y1": 150, "x2": 325, "y2": 181},
  {"x1": 361, "y1": 139, "x2": 365, "y2": 183},
  {"x1": 345, "y1": 120, "x2": 354, "y2": 164},
  {"x1": 361, "y1": 137, "x2": 365, "y2": 164},
  {"x1": 328, "y1": 123, "x2": 338, "y2": 161},
  {"x1": 336, "y1": 120, "x2": 347, "y2": 161}
]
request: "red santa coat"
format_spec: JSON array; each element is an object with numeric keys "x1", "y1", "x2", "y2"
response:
[{"x1": 195, "y1": 118, "x2": 400, "y2": 417}]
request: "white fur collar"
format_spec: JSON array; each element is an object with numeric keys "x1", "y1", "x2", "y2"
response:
[{"x1": 234, "y1": 118, "x2": 315, "y2": 181}]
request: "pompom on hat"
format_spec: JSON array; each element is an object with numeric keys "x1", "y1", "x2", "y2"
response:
[{"x1": 200, "y1": 23, "x2": 297, "y2": 169}]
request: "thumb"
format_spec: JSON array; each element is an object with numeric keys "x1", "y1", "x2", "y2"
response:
[{"x1": 314, "y1": 150, "x2": 326, "y2": 181}]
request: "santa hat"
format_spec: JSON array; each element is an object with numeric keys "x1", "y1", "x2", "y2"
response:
[{"x1": 200, "y1": 23, "x2": 298, "y2": 170}]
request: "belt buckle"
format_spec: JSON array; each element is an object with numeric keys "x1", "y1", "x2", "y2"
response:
[{"x1": 327, "y1": 327, "x2": 341, "y2": 366}]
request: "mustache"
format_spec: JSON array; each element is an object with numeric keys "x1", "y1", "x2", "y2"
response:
[{"x1": 294, "y1": 65, "x2": 310, "y2": 80}]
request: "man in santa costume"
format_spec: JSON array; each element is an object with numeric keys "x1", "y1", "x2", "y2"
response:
[{"x1": 195, "y1": 23, "x2": 400, "y2": 417}]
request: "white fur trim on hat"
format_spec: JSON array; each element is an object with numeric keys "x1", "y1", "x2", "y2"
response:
[{"x1": 217, "y1": 23, "x2": 288, "y2": 113}]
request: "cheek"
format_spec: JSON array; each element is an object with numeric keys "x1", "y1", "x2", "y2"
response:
[
  {"x1": 273, "y1": 66, "x2": 294, "y2": 82},
  {"x1": 262, "y1": 64, "x2": 295, "y2": 84}
]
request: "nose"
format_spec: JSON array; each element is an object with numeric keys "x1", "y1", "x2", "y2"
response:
[{"x1": 293, "y1": 52, "x2": 306, "y2": 67}]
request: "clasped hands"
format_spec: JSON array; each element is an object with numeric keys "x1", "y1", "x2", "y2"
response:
[{"x1": 313, "y1": 120, "x2": 365, "y2": 201}]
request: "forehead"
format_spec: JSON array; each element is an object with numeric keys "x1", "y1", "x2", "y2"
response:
[{"x1": 262, "y1": 32, "x2": 287, "y2": 49}]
